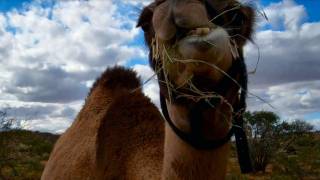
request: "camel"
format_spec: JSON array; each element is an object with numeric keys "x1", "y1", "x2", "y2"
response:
[
  {"x1": 41, "y1": 67, "x2": 165, "y2": 179},
  {"x1": 42, "y1": 0, "x2": 255, "y2": 179}
]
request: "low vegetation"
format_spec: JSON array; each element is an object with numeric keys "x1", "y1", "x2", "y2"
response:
[
  {"x1": 227, "y1": 111, "x2": 320, "y2": 180},
  {"x1": 0, "y1": 130, "x2": 58, "y2": 179},
  {"x1": 0, "y1": 111, "x2": 319, "y2": 179}
]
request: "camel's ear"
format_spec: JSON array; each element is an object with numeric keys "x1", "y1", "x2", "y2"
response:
[
  {"x1": 137, "y1": 3, "x2": 157, "y2": 32},
  {"x1": 137, "y1": 2, "x2": 161, "y2": 46},
  {"x1": 236, "y1": 5, "x2": 255, "y2": 46}
]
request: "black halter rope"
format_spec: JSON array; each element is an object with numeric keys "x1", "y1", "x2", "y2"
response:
[{"x1": 158, "y1": 53, "x2": 253, "y2": 173}]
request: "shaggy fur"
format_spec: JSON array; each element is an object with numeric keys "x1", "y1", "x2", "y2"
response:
[
  {"x1": 89, "y1": 66, "x2": 141, "y2": 96},
  {"x1": 42, "y1": 67, "x2": 164, "y2": 180}
]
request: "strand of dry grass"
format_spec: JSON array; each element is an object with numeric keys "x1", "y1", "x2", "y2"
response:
[
  {"x1": 130, "y1": 67, "x2": 162, "y2": 94},
  {"x1": 209, "y1": 4, "x2": 242, "y2": 23},
  {"x1": 160, "y1": 42, "x2": 235, "y2": 111}
]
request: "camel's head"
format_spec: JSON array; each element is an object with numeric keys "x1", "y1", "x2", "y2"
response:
[{"x1": 138, "y1": 0, "x2": 255, "y2": 142}]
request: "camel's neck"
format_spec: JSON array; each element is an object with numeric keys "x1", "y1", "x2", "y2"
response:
[{"x1": 161, "y1": 124, "x2": 230, "y2": 180}]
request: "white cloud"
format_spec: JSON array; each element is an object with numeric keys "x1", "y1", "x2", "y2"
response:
[
  {"x1": 0, "y1": 0, "x2": 145, "y2": 102},
  {"x1": 133, "y1": 64, "x2": 154, "y2": 80},
  {"x1": 24, "y1": 117, "x2": 72, "y2": 134},
  {"x1": 247, "y1": 81, "x2": 320, "y2": 119},
  {"x1": 0, "y1": 100, "x2": 78, "y2": 133},
  {"x1": 122, "y1": 0, "x2": 152, "y2": 6},
  {"x1": 243, "y1": 1, "x2": 320, "y2": 125},
  {"x1": 133, "y1": 64, "x2": 160, "y2": 108},
  {"x1": 259, "y1": 0, "x2": 306, "y2": 31},
  {"x1": 246, "y1": 23, "x2": 320, "y2": 88},
  {"x1": 0, "y1": 0, "x2": 146, "y2": 133}
]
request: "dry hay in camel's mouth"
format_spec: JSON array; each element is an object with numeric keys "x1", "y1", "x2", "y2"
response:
[
  {"x1": 151, "y1": 37, "x2": 236, "y2": 109},
  {"x1": 149, "y1": 36, "x2": 273, "y2": 112}
]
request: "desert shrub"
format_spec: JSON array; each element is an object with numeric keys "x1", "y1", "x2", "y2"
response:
[
  {"x1": 272, "y1": 133, "x2": 320, "y2": 179},
  {"x1": 0, "y1": 130, "x2": 58, "y2": 179}
]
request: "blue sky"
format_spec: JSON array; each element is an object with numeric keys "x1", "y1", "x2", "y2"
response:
[
  {"x1": 1, "y1": 0, "x2": 319, "y2": 22},
  {"x1": 261, "y1": 0, "x2": 320, "y2": 22},
  {"x1": 0, "y1": 0, "x2": 30, "y2": 11},
  {"x1": 0, "y1": 0, "x2": 319, "y2": 133}
]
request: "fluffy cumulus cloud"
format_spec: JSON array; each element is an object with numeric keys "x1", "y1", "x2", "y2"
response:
[
  {"x1": 0, "y1": 0, "x2": 148, "y2": 133},
  {"x1": 0, "y1": 0, "x2": 319, "y2": 133},
  {"x1": 248, "y1": 81, "x2": 320, "y2": 117},
  {"x1": 244, "y1": 0, "x2": 320, "y2": 128}
]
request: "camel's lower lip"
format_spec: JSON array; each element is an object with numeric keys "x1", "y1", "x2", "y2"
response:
[
  {"x1": 176, "y1": 27, "x2": 230, "y2": 59},
  {"x1": 179, "y1": 35, "x2": 214, "y2": 51},
  {"x1": 178, "y1": 27, "x2": 228, "y2": 48}
]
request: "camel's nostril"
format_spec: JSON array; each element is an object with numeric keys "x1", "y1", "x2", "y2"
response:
[{"x1": 172, "y1": 0, "x2": 210, "y2": 29}]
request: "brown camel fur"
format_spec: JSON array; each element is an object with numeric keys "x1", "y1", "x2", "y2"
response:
[
  {"x1": 42, "y1": 0, "x2": 255, "y2": 179},
  {"x1": 42, "y1": 67, "x2": 164, "y2": 179}
]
